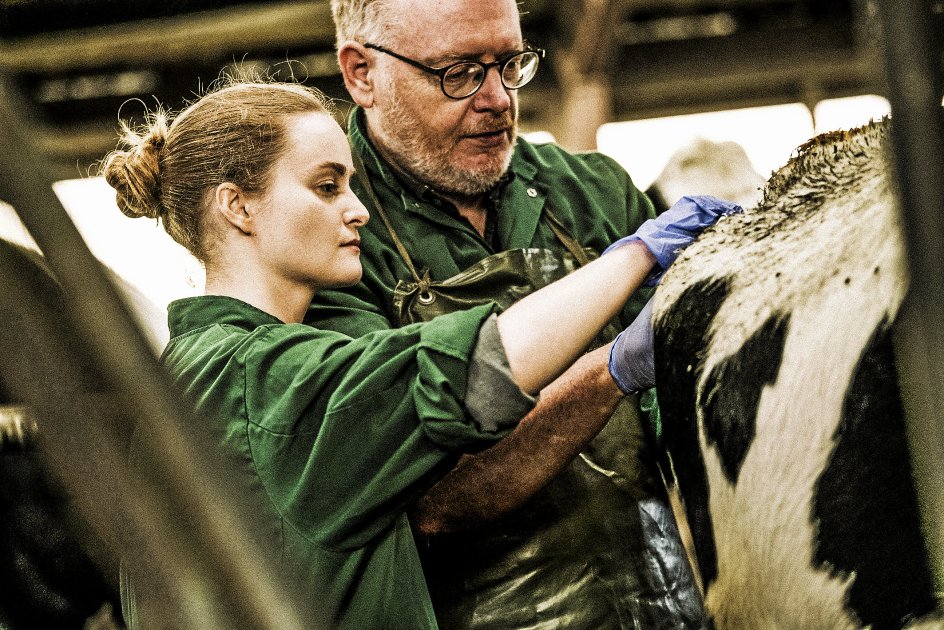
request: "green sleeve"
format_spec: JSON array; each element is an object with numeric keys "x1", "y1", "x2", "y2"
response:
[
  {"x1": 241, "y1": 304, "x2": 505, "y2": 550},
  {"x1": 639, "y1": 387, "x2": 662, "y2": 444}
]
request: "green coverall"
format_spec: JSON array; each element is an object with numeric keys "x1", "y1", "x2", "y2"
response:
[{"x1": 121, "y1": 295, "x2": 532, "y2": 629}]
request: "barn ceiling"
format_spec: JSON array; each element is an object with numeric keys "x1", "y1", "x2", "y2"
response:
[{"x1": 0, "y1": 0, "x2": 933, "y2": 179}]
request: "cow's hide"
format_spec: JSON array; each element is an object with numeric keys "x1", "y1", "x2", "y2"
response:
[{"x1": 653, "y1": 119, "x2": 942, "y2": 629}]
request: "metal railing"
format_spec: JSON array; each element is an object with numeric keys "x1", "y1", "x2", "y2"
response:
[
  {"x1": 0, "y1": 74, "x2": 312, "y2": 629},
  {"x1": 870, "y1": 0, "x2": 944, "y2": 601}
]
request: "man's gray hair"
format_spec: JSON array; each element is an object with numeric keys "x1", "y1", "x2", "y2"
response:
[{"x1": 331, "y1": 0, "x2": 399, "y2": 49}]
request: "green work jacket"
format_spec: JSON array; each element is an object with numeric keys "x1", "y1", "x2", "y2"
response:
[
  {"x1": 122, "y1": 296, "x2": 518, "y2": 629},
  {"x1": 303, "y1": 110, "x2": 697, "y2": 630},
  {"x1": 307, "y1": 108, "x2": 656, "y2": 335}
]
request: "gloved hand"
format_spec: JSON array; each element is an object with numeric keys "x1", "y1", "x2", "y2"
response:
[
  {"x1": 608, "y1": 297, "x2": 655, "y2": 394},
  {"x1": 604, "y1": 195, "x2": 743, "y2": 285}
]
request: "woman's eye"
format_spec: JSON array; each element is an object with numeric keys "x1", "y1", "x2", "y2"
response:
[{"x1": 316, "y1": 181, "x2": 340, "y2": 195}]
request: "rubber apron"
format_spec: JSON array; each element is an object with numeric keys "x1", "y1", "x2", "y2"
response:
[{"x1": 356, "y1": 164, "x2": 707, "y2": 629}]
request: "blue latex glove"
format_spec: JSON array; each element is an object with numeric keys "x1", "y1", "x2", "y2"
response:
[
  {"x1": 604, "y1": 195, "x2": 743, "y2": 285},
  {"x1": 609, "y1": 298, "x2": 655, "y2": 394}
]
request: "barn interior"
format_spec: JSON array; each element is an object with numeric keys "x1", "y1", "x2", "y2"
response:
[
  {"x1": 0, "y1": 1, "x2": 942, "y2": 628},
  {"x1": 0, "y1": 0, "x2": 909, "y2": 177}
]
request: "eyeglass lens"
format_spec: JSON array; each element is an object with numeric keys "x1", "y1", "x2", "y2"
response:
[{"x1": 441, "y1": 51, "x2": 540, "y2": 98}]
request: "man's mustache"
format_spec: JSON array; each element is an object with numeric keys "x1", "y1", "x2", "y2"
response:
[{"x1": 465, "y1": 114, "x2": 515, "y2": 135}]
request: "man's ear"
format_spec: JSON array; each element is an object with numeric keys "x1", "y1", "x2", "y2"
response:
[
  {"x1": 214, "y1": 182, "x2": 254, "y2": 235},
  {"x1": 338, "y1": 42, "x2": 375, "y2": 108}
]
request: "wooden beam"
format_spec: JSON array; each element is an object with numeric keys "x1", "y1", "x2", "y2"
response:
[
  {"x1": 0, "y1": 1, "x2": 335, "y2": 73},
  {"x1": 552, "y1": 0, "x2": 622, "y2": 150}
]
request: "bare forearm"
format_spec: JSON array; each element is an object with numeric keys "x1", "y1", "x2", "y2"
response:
[
  {"x1": 411, "y1": 345, "x2": 624, "y2": 535},
  {"x1": 496, "y1": 241, "x2": 654, "y2": 394}
]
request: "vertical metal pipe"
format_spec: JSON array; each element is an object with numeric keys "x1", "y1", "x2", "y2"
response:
[
  {"x1": 0, "y1": 73, "x2": 310, "y2": 628},
  {"x1": 871, "y1": 0, "x2": 944, "y2": 599}
]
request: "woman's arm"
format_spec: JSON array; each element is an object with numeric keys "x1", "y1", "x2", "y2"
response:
[{"x1": 496, "y1": 241, "x2": 653, "y2": 394}]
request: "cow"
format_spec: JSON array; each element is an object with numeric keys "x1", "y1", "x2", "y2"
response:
[
  {"x1": 652, "y1": 118, "x2": 943, "y2": 629},
  {"x1": 0, "y1": 236, "x2": 168, "y2": 629},
  {"x1": 646, "y1": 137, "x2": 767, "y2": 215}
]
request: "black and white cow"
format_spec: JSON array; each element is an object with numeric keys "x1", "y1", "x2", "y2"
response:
[{"x1": 653, "y1": 119, "x2": 942, "y2": 629}]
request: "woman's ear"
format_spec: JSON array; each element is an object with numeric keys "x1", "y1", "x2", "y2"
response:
[
  {"x1": 338, "y1": 42, "x2": 375, "y2": 108},
  {"x1": 214, "y1": 182, "x2": 254, "y2": 235}
]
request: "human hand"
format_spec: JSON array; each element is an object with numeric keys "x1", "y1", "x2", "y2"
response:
[
  {"x1": 605, "y1": 195, "x2": 742, "y2": 285},
  {"x1": 608, "y1": 297, "x2": 655, "y2": 394}
]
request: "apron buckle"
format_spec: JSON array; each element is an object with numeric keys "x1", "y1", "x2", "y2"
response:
[{"x1": 417, "y1": 270, "x2": 436, "y2": 305}]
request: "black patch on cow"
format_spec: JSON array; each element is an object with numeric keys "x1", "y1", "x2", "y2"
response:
[
  {"x1": 656, "y1": 277, "x2": 730, "y2": 588},
  {"x1": 812, "y1": 321, "x2": 936, "y2": 630},
  {"x1": 701, "y1": 315, "x2": 788, "y2": 485}
]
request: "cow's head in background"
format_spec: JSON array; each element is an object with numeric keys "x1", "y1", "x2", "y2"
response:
[
  {"x1": 652, "y1": 119, "x2": 942, "y2": 629},
  {"x1": 646, "y1": 137, "x2": 766, "y2": 215}
]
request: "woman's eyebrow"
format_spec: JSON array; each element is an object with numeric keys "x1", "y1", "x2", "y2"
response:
[{"x1": 313, "y1": 162, "x2": 348, "y2": 177}]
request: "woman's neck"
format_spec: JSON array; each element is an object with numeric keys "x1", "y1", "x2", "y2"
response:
[{"x1": 205, "y1": 269, "x2": 313, "y2": 324}]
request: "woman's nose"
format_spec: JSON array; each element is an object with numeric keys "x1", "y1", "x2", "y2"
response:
[{"x1": 344, "y1": 196, "x2": 370, "y2": 227}]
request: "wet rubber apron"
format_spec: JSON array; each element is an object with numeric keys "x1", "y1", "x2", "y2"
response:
[{"x1": 354, "y1": 160, "x2": 707, "y2": 629}]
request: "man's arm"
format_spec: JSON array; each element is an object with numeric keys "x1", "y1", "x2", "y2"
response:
[{"x1": 410, "y1": 344, "x2": 623, "y2": 535}]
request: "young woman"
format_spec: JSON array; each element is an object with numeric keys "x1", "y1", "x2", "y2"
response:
[{"x1": 102, "y1": 81, "x2": 736, "y2": 629}]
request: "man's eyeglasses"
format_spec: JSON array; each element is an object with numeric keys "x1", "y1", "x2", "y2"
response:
[{"x1": 364, "y1": 43, "x2": 544, "y2": 100}]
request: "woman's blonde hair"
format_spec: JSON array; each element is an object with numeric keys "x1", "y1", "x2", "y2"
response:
[{"x1": 100, "y1": 81, "x2": 332, "y2": 261}]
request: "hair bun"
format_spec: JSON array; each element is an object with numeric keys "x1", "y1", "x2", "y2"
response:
[{"x1": 101, "y1": 114, "x2": 169, "y2": 220}]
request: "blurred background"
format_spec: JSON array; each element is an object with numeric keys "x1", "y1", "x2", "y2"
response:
[{"x1": 0, "y1": 0, "x2": 913, "y2": 309}]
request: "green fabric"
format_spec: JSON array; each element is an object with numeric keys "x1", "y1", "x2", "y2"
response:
[
  {"x1": 306, "y1": 107, "x2": 656, "y2": 336},
  {"x1": 640, "y1": 387, "x2": 662, "y2": 442},
  {"x1": 301, "y1": 109, "x2": 682, "y2": 628},
  {"x1": 126, "y1": 295, "x2": 504, "y2": 629}
]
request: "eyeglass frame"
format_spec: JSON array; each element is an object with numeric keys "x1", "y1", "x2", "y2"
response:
[{"x1": 363, "y1": 42, "x2": 545, "y2": 100}]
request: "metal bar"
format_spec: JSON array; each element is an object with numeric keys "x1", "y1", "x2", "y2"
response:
[
  {"x1": 0, "y1": 73, "x2": 311, "y2": 628},
  {"x1": 871, "y1": 0, "x2": 944, "y2": 600}
]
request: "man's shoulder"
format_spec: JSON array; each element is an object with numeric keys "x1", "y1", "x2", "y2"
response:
[{"x1": 512, "y1": 136, "x2": 639, "y2": 200}]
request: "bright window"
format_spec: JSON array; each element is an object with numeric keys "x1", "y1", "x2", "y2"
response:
[{"x1": 0, "y1": 94, "x2": 896, "y2": 319}]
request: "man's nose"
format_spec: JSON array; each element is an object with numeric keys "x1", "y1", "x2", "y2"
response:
[{"x1": 471, "y1": 65, "x2": 512, "y2": 112}]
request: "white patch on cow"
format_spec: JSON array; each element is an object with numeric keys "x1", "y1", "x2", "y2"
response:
[{"x1": 652, "y1": 122, "x2": 937, "y2": 628}]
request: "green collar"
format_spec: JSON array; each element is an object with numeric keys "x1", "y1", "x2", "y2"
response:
[{"x1": 167, "y1": 295, "x2": 282, "y2": 337}]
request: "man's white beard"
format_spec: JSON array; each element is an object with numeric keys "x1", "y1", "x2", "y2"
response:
[{"x1": 373, "y1": 84, "x2": 516, "y2": 197}]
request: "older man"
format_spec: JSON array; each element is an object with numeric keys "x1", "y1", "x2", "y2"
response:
[{"x1": 308, "y1": 0, "x2": 708, "y2": 627}]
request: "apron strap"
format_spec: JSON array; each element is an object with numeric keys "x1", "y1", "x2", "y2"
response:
[
  {"x1": 352, "y1": 148, "x2": 426, "y2": 286},
  {"x1": 541, "y1": 208, "x2": 592, "y2": 266}
]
